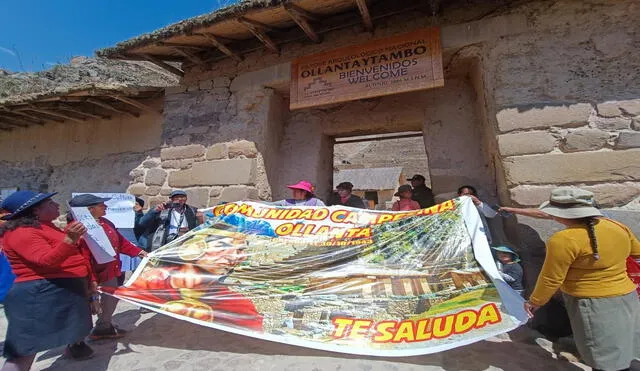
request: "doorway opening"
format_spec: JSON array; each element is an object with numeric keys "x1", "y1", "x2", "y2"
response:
[{"x1": 332, "y1": 131, "x2": 430, "y2": 210}]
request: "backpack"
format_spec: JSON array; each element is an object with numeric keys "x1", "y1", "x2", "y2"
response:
[{"x1": 150, "y1": 208, "x2": 171, "y2": 252}]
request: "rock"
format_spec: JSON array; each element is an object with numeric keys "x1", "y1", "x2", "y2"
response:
[
  {"x1": 160, "y1": 187, "x2": 173, "y2": 196},
  {"x1": 209, "y1": 186, "x2": 223, "y2": 197},
  {"x1": 498, "y1": 132, "x2": 556, "y2": 156},
  {"x1": 191, "y1": 159, "x2": 257, "y2": 186},
  {"x1": 160, "y1": 144, "x2": 206, "y2": 160},
  {"x1": 504, "y1": 150, "x2": 640, "y2": 185},
  {"x1": 161, "y1": 159, "x2": 195, "y2": 169},
  {"x1": 184, "y1": 187, "x2": 209, "y2": 209},
  {"x1": 213, "y1": 76, "x2": 231, "y2": 88},
  {"x1": 618, "y1": 99, "x2": 640, "y2": 116},
  {"x1": 615, "y1": 131, "x2": 640, "y2": 149},
  {"x1": 589, "y1": 116, "x2": 631, "y2": 130},
  {"x1": 142, "y1": 158, "x2": 161, "y2": 168},
  {"x1": 144, "y1": 168, "x2": 168, "y2": 186},
  {"x1": 596, "y1": 102, "x2": 622, "y2": 117},
  {"x1": 496, "y1": 103, "x2": 591, "y2": 132},
  {"x1": 168, "y1": 169, "x2": 193, "y2": 188},
  {"x1": 206, "y1": 143, "x2": 228, "y2": 160},
  {"x1": 509, "y1": 183, "x2": 640, "y2": 207},
  {"x1": 199, "y1": 79, "x2": 213, "y2": 90},
  {"x1": 127, "y1": 183, "x2": 146, "y2": 196},
  {"x1": 562, "y1": 129, "x2": 609, "y2": 152},
  {"x1": 228, "y1": 140, "x2": 258, "y2": 158},
  {"x1": 219, "y1": 185, "x2": 259, "y2": 202},
  {"x1": 145, "y1": 186, "x2": 161, "y2": 196}
]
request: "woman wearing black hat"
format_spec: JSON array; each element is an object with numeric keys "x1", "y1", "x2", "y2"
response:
[{"x1": 0, "y1": 191, "x2": 94, "y2": 369}]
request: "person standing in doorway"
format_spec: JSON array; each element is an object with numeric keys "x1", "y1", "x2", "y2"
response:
[
  {"x1": 69, "y1": 194, "x2": 147, "y2": 341},
  {"x1": 457, "y1": 185, "x2": 498, "y2": 245},
  {"x1": 407, "y1": 174, "x2": 435, "y2": 209},
  {"x1": 329, "y1": 182, "x2": 365, "y2": 208},
  {"x1": 274, "y1": 181, "x2": 326, "y2": 206},
  {"x1": 392, "y1": 185, "x2": 421, "y2": 211}
]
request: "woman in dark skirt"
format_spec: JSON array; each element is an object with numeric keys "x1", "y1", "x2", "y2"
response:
[{"x1": 0, "y1": 191, "x2": 96, "y2": 371}]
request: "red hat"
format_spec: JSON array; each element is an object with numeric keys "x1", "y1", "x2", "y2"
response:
[{"x1": 287, "y1": 180, "x2": 315, "y2": 195}]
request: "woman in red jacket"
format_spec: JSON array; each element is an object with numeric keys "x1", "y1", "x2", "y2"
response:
[
  {"x1": 69, "y1": 194, "x2": 147, "y2": 341},
  {"x1": 0, "y1": 191, "x2": 93, "y2": 370}
]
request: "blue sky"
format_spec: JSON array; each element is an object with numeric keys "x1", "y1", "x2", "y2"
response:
[{"x1": 0, "y1": 1, "x2": 238, "y2": 72}]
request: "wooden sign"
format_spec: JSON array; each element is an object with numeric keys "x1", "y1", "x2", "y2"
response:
[{"x1": 290, "y1": 27, "x2": 443, "y2": 110}]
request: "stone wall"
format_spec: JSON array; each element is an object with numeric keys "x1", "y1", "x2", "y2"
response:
[
  {"x1": 125, "y1": 140, "x2": 264, "y2": 209},
  {"x1": 0, "y1": 98, "x2": 163, "y2": 204},
  {"x1": 482, "y1": 1, "x2": 640, "y2": 209}
]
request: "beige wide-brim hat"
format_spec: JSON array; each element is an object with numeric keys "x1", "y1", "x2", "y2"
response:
[{"x1": 538, "y1": 187, "x2": 602, "y2": 219}]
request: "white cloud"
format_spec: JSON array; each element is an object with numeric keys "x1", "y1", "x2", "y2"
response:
[{"x1": 0, "y1": 46, "x2": 16, "y2": 56}]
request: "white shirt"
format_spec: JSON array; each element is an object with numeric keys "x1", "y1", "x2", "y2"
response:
[{"x1": 168, "y1": 209, "x2": 189, "y2": 235}]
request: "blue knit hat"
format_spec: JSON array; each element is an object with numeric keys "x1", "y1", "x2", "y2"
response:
[{"x1": 0, "y1": 191, "x2": 57, "y2": 220}]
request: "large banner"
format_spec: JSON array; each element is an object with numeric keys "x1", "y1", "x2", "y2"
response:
[
  {"x1": 290, "y1": 27, "x2": 444, "y2": 110},
  {"x1": 107, "y1": 197, "x2": 527, "y2": 356}
]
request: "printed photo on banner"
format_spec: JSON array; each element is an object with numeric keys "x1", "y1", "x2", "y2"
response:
[
  {"x1": 70, "y1": 206, "x2": 116, "y2": 264},
  {"x1": 72, "y1": 192, "x2": 135, "y2": 228}
]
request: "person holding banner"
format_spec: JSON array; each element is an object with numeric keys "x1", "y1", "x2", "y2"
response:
[
  {"x1": 274, "y1": 180, "x2": 325, "y2": 206},
  {"x1": 519, "y1": 187, "x2": 640, "y2": 371},
  {"x1": 69, "y1": 194, "x2": 148, "y2": 341},
  {"x1": 0, "y1": 191, "x2": 95, "y2": 369}
]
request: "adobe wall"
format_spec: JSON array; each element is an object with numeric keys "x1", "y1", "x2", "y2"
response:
[
  {"x1": 129, "y1": 1, "x2": 639, "y2": 231},
  {"x1": 0, "y1": 98, "x2": 163, "y2": 204}
]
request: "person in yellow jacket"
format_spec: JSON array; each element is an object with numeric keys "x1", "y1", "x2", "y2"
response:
[{"x1": 502, "y1": 187, "x2": 640, "y2": 371}]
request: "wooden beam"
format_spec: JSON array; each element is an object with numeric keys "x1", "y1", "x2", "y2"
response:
[
  {"x1": 237, "y1": 17, "x2": 279, "y2": 33},
  {"x1": 84, "y1": 98, "x2": 140, "y2": 117},
  {"x1": 158, "y1": 42, "x2": 208, "y2": 50},
  {"x1": 238, "y1": 17, "x2": 279, "y2": 54},
  {"x1": 6, "y1": 107, "x2": 65, "y2": 123},
  {"x1": 139, "y1": 55, "x2": 184, "y2": 77},
  {"x1": 283, "y1": 3, "x2": 321, "y2": 43},
  {"x1": 355, "y1": 0, "x2": 374, "y2": 31},
  {"x1": 109, "y1": 96, "x2": 157, "y2": 114},
  {"x1": 158, "y1": 43, "x2": 205, "y2": 64},
  {"x1": 56, "y1": 104, "x2": 111, "y2": 119},
  {"x1": 0, "y1": 119, "x2": 27, "y2": 128},
  {"x1": 0, "y1": 108, "x2": 46, "y2": 125},
  {"x1": 0, "y1": 114, "x2": 37, "y2": 127},
  {"x1": 23, "y1": 106, "x2": 86, "y2": 123},
  {"x1": 198, "y1": 33, "x2": 243, "y2": 62}
]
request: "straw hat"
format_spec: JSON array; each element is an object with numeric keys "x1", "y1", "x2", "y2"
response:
[{"x1": 538, "y1": 187, "x2": 602, "y2": 219}]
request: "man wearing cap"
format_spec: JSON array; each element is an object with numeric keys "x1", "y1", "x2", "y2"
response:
[
  {"x1": 69, "y1": 194, "x2": 147, "y2": 340},
  {"x1": 407, "y1": 174, "x2": 435, "y2": 209},
  {"x1": 138, "y1": 190, "x2": 200, "y2": 251},
  {"x1": 329, "y1": 182, "x2": 365, "y2": 208}
]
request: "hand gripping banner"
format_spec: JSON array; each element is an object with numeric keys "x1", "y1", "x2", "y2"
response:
[{"x1": 106, "y1": 196, "x2": 528, "y2": 356}]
